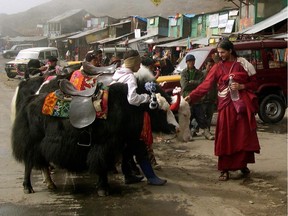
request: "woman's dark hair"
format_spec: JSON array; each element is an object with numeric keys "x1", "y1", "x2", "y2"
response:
[
  {"x1": 205, "y1": 57, "x2": 215, "y2": 64},
  {"x1": 124, "y1": 50, "x2": 139, "y2": 60},
  {"x1": 217, "y1": 39, "x2": 238, "y2": 57}
]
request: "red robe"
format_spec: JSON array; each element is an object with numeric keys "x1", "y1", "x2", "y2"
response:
[{"x1": 189, "y1": 61, "x2": 260, "y2": 171}]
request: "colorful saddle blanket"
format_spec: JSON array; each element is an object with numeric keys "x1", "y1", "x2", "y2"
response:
[
  {"x1": 42, "y1": 90, "x2": 71, "y2": 117},
  {"x1": 70, "y1": 70, "x2": 97, "y2": 90},
  {"x1": 42, "y1": 88, "x2": 109, "y2": 120}
]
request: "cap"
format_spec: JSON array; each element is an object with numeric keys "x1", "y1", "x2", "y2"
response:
[
  {"x1": 186, "y1": 54, "x2": 195, "y2": 62},
  {"x1": 48, "y1": 56, "x2": 58, "y2": 62}
]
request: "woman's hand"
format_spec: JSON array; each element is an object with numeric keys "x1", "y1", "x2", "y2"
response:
[
  {"x1": 230, "y1": 82, "x2": 245, "y2": 90},
  {"x1": 184, "y1": 96, "x2": 191, "y2": 103}
]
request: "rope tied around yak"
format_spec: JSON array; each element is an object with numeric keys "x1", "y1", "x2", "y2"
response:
[{"x1": 145, "y1": 82, "x2": 158, "y2": 110}]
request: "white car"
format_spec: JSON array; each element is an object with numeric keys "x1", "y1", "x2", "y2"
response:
[{"x1": 5, "y1": 47, "x2": 59, "y2": 78}]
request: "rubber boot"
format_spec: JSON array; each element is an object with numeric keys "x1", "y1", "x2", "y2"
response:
[{"x1": 139, "y1": 160, "x2": 167, "y2": 186}]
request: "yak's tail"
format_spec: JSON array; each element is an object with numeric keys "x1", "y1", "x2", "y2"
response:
[
  {"x1": 11, "y1": 96, "x2": 35, "y2": 163},
  {"x1": 10, "y1": 86, "x2": 19, "y2": 124}
]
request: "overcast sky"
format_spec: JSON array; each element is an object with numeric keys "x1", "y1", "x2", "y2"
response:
[{"x1": 0, "y1": 0, "x2": 51, "y2": 14}]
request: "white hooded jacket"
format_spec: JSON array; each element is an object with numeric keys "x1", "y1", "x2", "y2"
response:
[{"x1": 112, "y1": 67, "x2": 150, "y2": 106}]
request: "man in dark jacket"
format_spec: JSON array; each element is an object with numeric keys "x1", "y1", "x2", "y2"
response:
[{"x1": 180, "y1": 54, "x2": 214, "y2": 140}]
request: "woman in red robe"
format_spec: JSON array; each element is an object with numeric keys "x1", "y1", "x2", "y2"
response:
[{"x1": 185, "y1": 39, "x2": 260, "y2": 181}]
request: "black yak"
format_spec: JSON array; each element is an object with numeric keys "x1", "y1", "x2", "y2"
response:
[{"x1": 11, "y1": 76, "x2": 175, "y2": 196}]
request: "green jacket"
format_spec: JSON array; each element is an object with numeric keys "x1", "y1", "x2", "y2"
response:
[{"x1": 180, "y1": 66, "x2": 204, "y2": 98}]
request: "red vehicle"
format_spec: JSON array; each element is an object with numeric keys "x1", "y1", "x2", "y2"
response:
[{"x1": 156, "y1": 39, "x2": 287, "y2": 123}]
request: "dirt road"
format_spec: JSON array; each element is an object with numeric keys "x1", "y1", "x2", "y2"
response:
[{"x1": 0, "y1": 64, "x2": 286, "y2": 215}]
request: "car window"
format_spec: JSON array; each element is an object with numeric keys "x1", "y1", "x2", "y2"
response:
[
  {"x1": 50, "y1": 50, "x2": 59, "y2": 58},
  {"x1": 46, "y1": 51, "x2": 52, "y2": 59},
  {"x1": 266, "y1": 48, "x2": 287, "y2": 69},
  {"x1": 38, "y1": 52, "x2": 45, "y2": 60},
  {"x1": 236, "y1": 50, "x2": 263, "y2": 70}
]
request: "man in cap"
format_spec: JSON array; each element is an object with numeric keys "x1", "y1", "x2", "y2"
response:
[
  {"x1": 40, "y1": 56, "x2": 61, "y2": 78},
  {"x1": 180, "y1": 54, "x2": 214, "y2": 140},
  {"x1": 180, "y1": 54, "x2": 203, "y2": 97}
]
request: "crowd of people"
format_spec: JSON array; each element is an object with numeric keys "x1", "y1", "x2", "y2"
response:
[{"x1": 32, "y1": 38, "x2": 260, "y2": 184}]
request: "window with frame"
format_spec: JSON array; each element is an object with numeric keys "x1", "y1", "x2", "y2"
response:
[
  {"x1": 51, "y1": 50, "x2": 59, "y2": 58},
  {"x1": 236, "y1": 49, "x2": 263, "y2": 69},
  {"x1": 45, "y1": 51, "x2": 52, "y2": 59},
  {"x1": 38, "y1": 52, "x2": 45, "y2": 60},
  {"x1": 266, "y1": 48, "x2": 287, "y2": 69}
]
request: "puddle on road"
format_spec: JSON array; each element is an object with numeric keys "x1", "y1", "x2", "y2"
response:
[{"x1": 2, "y1": 170, "x2": 187, "y2": 216}]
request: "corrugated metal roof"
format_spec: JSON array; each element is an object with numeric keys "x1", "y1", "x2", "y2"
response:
[
  {"x1": 48, "y1": 9, "x2": 85, "y2": 23},
  {"x1": 68, "y1": 27, "x2": 108, "y2": 39},
  {"x1": 144, "y1": 37, "x2": 181, "y2": 44},
  {"x1": 109, "y1": 20, "x2": 131, "y2": 27},
  {"x1": 156, "y1": 37, "x2": 207, "y2": 47},
  {"x1": 239, "y1": 7, "x2": 287, "y2": 34},
  {"x1": 156, "y1": 38, "x2": 188, "y2": 47},
  {"x1": 8, "y1": 36, "x2": 47, "y2": 42},
  {"x1": 92, "y1": 32, "x2": 134, "y2": 45},
  {"x1": 49, "y1": 31, "x2": 82, "y2": 40},
  {"x1": 118, "y1": 33, "x2": 158, "y2": 45}
]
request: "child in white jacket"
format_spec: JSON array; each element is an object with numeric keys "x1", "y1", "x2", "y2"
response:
[
  {"x1": 112, "y1": 50, "x2": 150, "y2": 106},
  {"x1": 111, "y1": 50, "x2": 167, "y2": 186}
]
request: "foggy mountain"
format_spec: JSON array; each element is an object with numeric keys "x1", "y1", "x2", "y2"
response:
[{"x1": 0, "y1": 0, "x2": 235, "y2": 36}]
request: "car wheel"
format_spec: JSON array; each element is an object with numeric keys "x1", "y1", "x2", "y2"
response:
[
  {"x1": 258, "y1": 94, "x2": 286, "y2": 123},
  {"x1": 6, "y1": 71, "x2": 17, "y2": 78}
]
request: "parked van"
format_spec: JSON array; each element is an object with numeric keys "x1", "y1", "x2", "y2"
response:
[
  {"x1": 5, "y1": 47, "x2": 59, "y2": 78},
  {"x1": 157, "y1": 39, "x2": 287, "y2": 123},
  {"x1": 2, "y1": 44, "x2": 33, "y2": 59}
]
